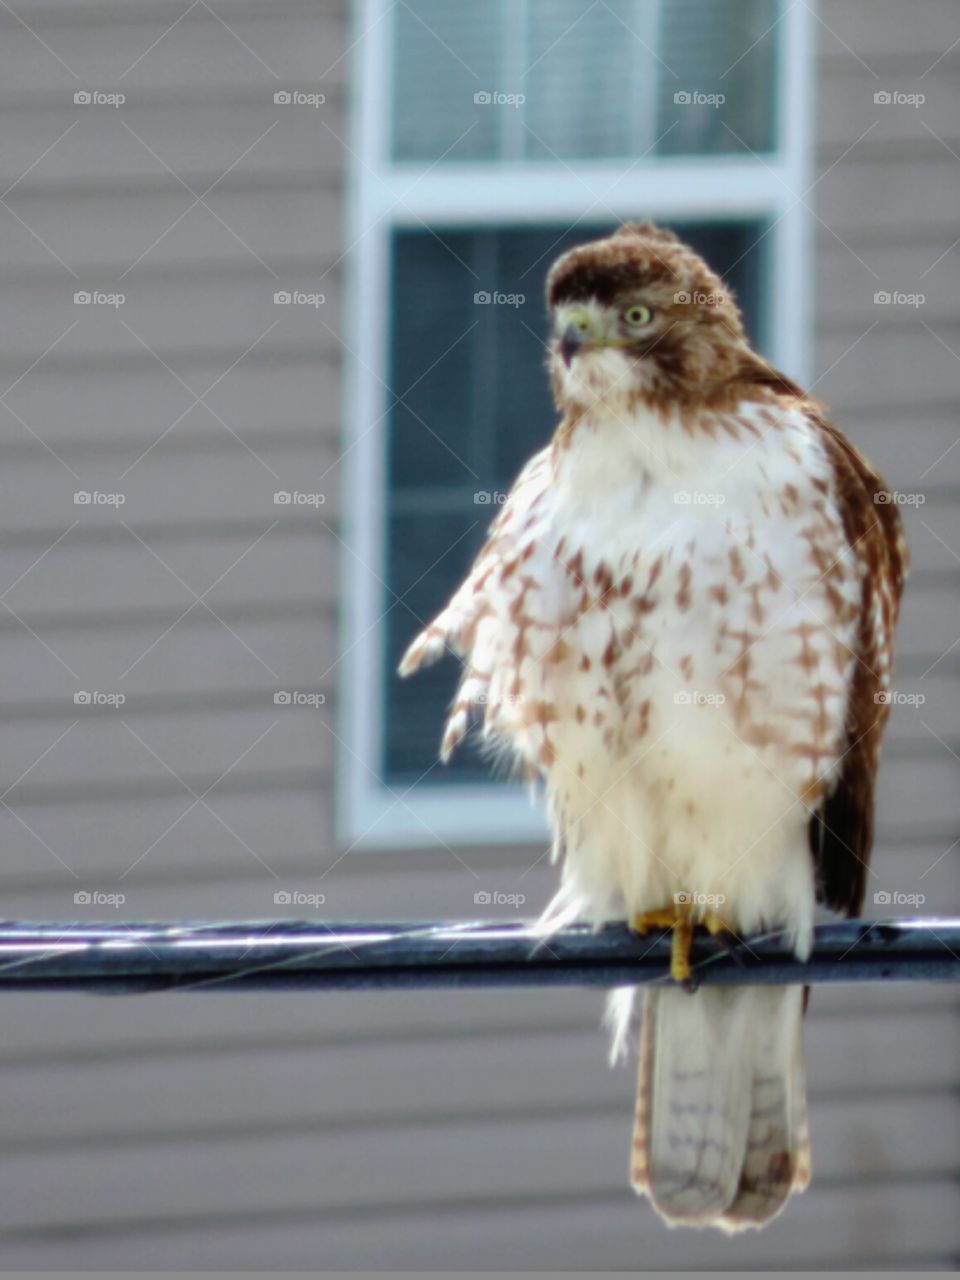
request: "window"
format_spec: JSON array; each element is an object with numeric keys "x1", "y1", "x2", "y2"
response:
[{"x1": 341, "y1": 0, "x2": 813, "y2": 846}]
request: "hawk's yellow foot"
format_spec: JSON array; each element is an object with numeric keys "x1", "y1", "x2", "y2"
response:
[{"x1": 630, "y1": 905, "x2": 695, "y2": 983}]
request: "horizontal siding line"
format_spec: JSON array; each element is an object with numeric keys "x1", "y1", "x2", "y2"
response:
[
  {"x1": 818, "y1": 320, "x2": 960, "y2": 338},
  {"x1": 0, "y1": 520, "x2": 328, "y2": 550},
  {"x1": 5, "y1": 767, "x2": 321, "y2": 807},
  {"x1": 0, "y1": 596, "x2": 328, "y2": 635},
  {"x1": 0, "y1": 86, "x2": 346, "y2": 113},
  {"x1": 3, "y1": 1177, "x2": 956, "y2": 1246},
  {"x1": 0, "y1": 1099, "x2": 632, "y2": 1157},
  {"x1": 898, "y1": 655, "x2": 960, "y2": 677},
  {"x1": 0, "y1": 1022, "x2": 603, "y2": 1071},
  {"x1": 0, "y1": 342, "x2": 334, "y2": 378},
  {"x1": 0, "y1": 0, "x2": 334, "y2": 31},
  {"x1": 5, "y1": 172, "x2": 335, "y2": 203},
  {"x1": 819, "y1": 49, "x2": 960, "y2": 72},
  {"x1": 814, "y1": 226, "x2": 960, "y2": 252},
  {"x1": 2, "y1": 1087, "x2": 958, "y2": 1159},
  {"x1": 0, "y1": 687, "x2": 333, "y2": 723},
  {"x1": 0, "y1": 426, "x2": 328, "y2": 461},
  {"x1": 0, "y1": 1015, "x2": 953, "y2": 1074},
  {"x1": 1, "y1": 257, "x2": 342, "y2": 290},
  {"x1": 841, "y1": 401, "x2": 960, "y2": 419},
  {"x1": 816, "y1": 140, "x2": 960, "y2": 163}
]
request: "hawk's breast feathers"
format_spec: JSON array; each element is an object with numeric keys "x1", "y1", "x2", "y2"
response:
[{"x1": 401, "y1": 384, "x2": 905, "y2": 930}]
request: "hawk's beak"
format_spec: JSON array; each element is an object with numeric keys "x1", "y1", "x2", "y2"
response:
[{"x1": 559, "y1": 322, "x2": 589, "y2": 367}]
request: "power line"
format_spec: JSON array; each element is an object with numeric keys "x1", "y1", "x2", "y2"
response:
[{"x1": 0, "y1": 918, "x2": 955, "y2": 993}]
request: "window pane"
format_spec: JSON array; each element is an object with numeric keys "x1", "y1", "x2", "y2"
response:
[
  {"x1": 392, "y1": 0, "x2": 503, "y2": 162},
  {"x1": 390, "y1": 0, "x2": 779, "y2": 163},
  {"x1": 383, "y1": 220, "x2": 766, "y2": 783},
  {"x1": 656, "y1": 0, "x2": 779, "y2": 155}
]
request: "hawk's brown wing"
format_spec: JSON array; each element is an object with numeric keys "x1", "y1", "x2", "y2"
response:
[
  {"x1": 736, "y1": 358, "x2": 908, "y2": 917},
  {"x1": 806, "y1": 411, "x2": 907, "y2": 915}
]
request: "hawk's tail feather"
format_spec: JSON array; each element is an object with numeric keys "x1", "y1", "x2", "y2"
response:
[{"x1": 631, "y1": 984, "x2": 809, "y2": 1232}]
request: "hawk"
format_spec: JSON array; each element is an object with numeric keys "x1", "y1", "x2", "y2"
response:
[{"x1": 399, "y1": 222, "x2": 907, "y2": 1230}]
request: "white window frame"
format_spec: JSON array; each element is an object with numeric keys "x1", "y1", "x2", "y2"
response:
[{"x1": 339, "y1": 0, "x2": 814, "y2": 848}]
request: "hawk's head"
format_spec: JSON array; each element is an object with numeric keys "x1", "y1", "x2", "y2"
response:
[{"x1": 546, "y1": 222, "x2": 749, "y2": 414}]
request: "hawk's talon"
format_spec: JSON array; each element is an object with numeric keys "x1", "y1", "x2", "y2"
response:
[{"x1": 630, "y1": 904, "x2": 735, "y2": 985}]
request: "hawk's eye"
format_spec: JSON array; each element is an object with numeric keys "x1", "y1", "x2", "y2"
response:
[{"x1": 623, "y1": 304, "x2": 652, "y2": 327}]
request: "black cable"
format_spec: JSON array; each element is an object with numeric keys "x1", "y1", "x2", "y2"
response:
[{"x1": 0, "y1": 918, "x2": 954, "y2": 992}]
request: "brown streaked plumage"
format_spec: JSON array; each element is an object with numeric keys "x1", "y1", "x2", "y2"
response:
[{"x1": 400, "y1": 222, "x2": 906, "y2": 1232}]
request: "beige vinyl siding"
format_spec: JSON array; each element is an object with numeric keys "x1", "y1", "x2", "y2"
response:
[{"x1": 0, "y1": 0, "x2": 954, "y2": 1270}]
